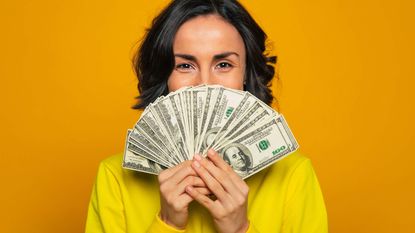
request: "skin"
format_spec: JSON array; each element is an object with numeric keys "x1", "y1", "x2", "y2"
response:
[
  {"x1": 159, "y1": 14, "x2": 250, "y2": 233},
  {"x1": 167, "y1": 14, "x2": 246, "y2": 92}
]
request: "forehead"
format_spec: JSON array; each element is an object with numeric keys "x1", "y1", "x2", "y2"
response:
[{"x1": 173, "y1": 14, "x2": 245, "y2": 56}]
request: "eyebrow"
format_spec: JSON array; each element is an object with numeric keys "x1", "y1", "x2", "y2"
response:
[{"x1": 174, "y1": 52, "x2": 240, "y2": 62}]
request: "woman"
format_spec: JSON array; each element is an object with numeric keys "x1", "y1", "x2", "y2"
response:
[{"x1": 85, "y1": 0, "x2": 328, "y2": 232}]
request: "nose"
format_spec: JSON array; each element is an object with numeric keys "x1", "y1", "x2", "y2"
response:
[{"x1": 198, "y1": 68, "x2": 214, "y2": 85}]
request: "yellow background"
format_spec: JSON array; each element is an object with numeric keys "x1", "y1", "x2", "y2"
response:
[{"x1": 1, "y1": 0, "x2": 414, "y2": 232}]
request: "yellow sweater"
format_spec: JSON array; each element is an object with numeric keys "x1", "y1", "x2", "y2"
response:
[{"x1": 85, "y1": 151, "x2": 328, "y2": 233}]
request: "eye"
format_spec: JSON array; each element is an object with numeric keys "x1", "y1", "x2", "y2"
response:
[
  {"x1": 175, "y1": 63, "x2": 194, "y2": 70},
  {"x1": 216, "y1": 62, "x2": 233, "y2": 70}
]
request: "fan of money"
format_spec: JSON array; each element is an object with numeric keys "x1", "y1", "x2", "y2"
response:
[{"x1": 122, "y1": 85, "x2": 299, "y2": 179}]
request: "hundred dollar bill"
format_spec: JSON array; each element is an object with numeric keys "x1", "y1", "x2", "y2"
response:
[
  {"x1": 128, "y1": 130, "x2": 174, "y2": 167},
  {"x1": 192, "y1": 86, "x2": 207, "y2": 154},
  {"x1": 205, "y1": 91, "x2": 255, "y2": 151},
  {"x1": 123, "y1": 130, "x2": 167, "y2": 175},
  {"x1": 208, "y1": 90, "x2": 277, "y2": 153},
  {"x1": 168, "y1": 93, "x2": 190, "y2": 159},
  {"x1": 148, "y1": 100, "x2": 185, "y2": 162},
  {"x1": 164, "y1": 86, "x2": 193, "y2": 158},
  {"x1": 211, "y1": 102, "x2": 276, "y2": 151},
  {"x1": 199, "y1": 87, "x2": 246, "y2": 154},
  {"x1": 133, "y1": 117, "x2": 177, "y2": 164},
  {"x1": 196, "y1": 86, "x2": 224, "y2": 153},
  {"x1": 219, "y1": 92, "x2": 276, "y2": 134},
  {"x1": 175, "y1": 89, "x2": 192, "y2": 158},
  {"x1": 140, "y1": 108, "x2": 182, "y2": 165},
  {"x1": 215, "y1": 115, "x2": 299, "y2": 179},
  {"x1": 182, "y1": 90, "x2": 193, "y2": 156},
  {"x1": 152, "y1": 95, "x2": 189, "y2": 161}
]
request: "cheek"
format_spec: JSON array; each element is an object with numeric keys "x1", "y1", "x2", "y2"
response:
[
  {"x1": 214, "y1": 69, "x2": 245, "y2": 90},
  {"x1": 167, "y1": 73, "x2": 196, "y2": 92}
]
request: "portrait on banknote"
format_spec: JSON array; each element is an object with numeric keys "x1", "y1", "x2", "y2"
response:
[{"x1": 221, "y1": 143, "x2": 253, "y2": 176}]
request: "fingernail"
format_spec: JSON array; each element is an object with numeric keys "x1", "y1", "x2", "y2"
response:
[
  {"x1": 208, "y1": 149, "x2": 215, "y2": 155},
  {"x1": 193, "y1": 161, "x2": 200, "y2": 168},
  {"x1": 194, "y1": 154, "x2": 202, "y2": 161}
]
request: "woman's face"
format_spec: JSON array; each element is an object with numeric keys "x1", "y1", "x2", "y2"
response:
[{"x1": 168, "y1": 14, "x2": 246, "y2": 92}]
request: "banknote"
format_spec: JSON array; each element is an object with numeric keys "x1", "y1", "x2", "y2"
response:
[
  {"x1": 123, "y1": 130, "x2": 167, "y2": 175},
  {"x1": 215, "y1": 115, "x2": 298, "y2": 179},
  {"x1": 124, "y1": 85, "x2": 299, "y2": 179}
]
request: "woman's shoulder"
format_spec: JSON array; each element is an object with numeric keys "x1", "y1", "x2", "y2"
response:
[
  {"x1": 101, "y1": 152, "x2": 124, "y2": 168},
  {"x1": 252, "y1": 150, "x2": 314, "y2": 183},
  {"x1": 96, "y1": 153, "x2": 159, "y2": 189},
  {"x1": 271, "y1": 150, "x2": 310, "y2": 172},
  {"x1": 96, "y1": 153, "x2": 125, "y2": 178}
]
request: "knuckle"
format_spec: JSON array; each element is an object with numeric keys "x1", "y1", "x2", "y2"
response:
[
  {"x1": 217, "y1": 172, "x2": 227, "y2": 182},
  {"x1": 215, "y1": 210, "x2": 226, "y2": 219},
  {"x1": 201, "y1": 196, "x2": 211, "y2": 207},
  {"x1": 207, "y1": 158, "x2": 215, "y2": 164},
  {"x1": 235, "y1": 195, "x2": 245, "y2": 206},
  {"x1": 159, "y1": 183, "x2": 169, "y2": 194},
  {"x1": 242, "y1": 185, "x2": 249, "y2": 196},
  {"x1": 199, "y1": 158, "x2": 207, "y2": 167},
  {"x1": 157, "y1": 173, "x2": 165, "y2": 183},
  {"x1": 166, "y1": 196, "x2": 175, "y2": 206},
  {"x1": 185, "y1": 175, "x2": 194, "y2": 185},
  {"x1": 209, "y1": 153, "x2": 217, "y2": 162},
  {"x1": 195, "y1": 177, "x2": 205, "y2": 186},
  {"x1": 184, "y1": 165, "x2": 192, "y2": 173},
  {"x1": 227, "y1": 202, "x2": 236, "y2": 211},
  {"x1": 209, "y1": 182, "x2": 221, "y2": 192},
  {"x1": 172, "y1": 201, "x2": 182, "y2": 211},
  {"x1": 189, "y1": 166, "x2": 196, "y2": 175},
  {"x1": 185, "y1": 163, "x2": 195, "y2": 175},
  {"x1": 212, "y1": 152, "x2": 220, "y2": 160},
  {"x1": 224, "y1": 164, "x2": 233, "y2": 172},
  {"x1": 199, "y1": 188, "x2": 209, "y2": 194}
]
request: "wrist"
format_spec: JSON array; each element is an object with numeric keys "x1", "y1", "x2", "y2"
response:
[
  {"x1": 159, "y1": 211, "x2": 186, "y2": 230},
  {"x1": 235, "y1": 219, "x2": 250, "y2": 233}
]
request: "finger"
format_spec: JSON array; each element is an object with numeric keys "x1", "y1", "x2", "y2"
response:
[
  {"x1": 207, "y1": 149, "x2": 232, "y2": 171},
  {"x1": 207, "y1": 149, "x2": 248, "y2": 193},
  {"x1": 192, "y1": 159, "x2": 229, "y2": 202},
  {"x1": 171, "y1": 193, "x2": 194, "y2": 211},
  {"x1": 161, "y1": 161, "x2": 196, "y2": 185},
  {"x1": 191, "y1": 176, "x2": 208, "y2": 187},
  {"x1": 195, "y1": 153, "x2": 241, "y2": 197},
  {"x1": 185, "y1": 185, "x2": 218, "y2": 211},
  {"x1": 158, "y1": 160, "x2": 193, "y2": 182},
  {"x1": 173, "y1": 175, "x2": 207, "y2": 196},
  {"x1": 194, "y1": 187, "x2": 212, "y2": 195}
]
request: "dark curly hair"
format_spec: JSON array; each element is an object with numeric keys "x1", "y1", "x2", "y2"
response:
[{"x1": 132, "y1": 0, "x2": 277, "y2": 109}]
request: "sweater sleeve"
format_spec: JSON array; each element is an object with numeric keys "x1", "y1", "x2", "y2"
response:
[
  {"x1": 85, "y1": 161, "x2": 127, "y2": 233},
  {"x1": 85, "y1": 160, "x2": 189, "y2": 233},
  {"x1": 146, "y1": 213, "x2": 186, "y2": 233},
  {"x1": 281, "y1": 159, "x2": 328, "y2": 233},
  {"x1": 245, "y1": 221, "x2": 260, "y2": 233}
]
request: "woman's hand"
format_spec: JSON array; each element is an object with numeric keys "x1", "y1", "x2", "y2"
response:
[
  {"x1": 185, "y1": 149, "x2": 250, "y2": 233},
  {"x1": 158, "y1": 160, "x2": 210, "y2": 230}
]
